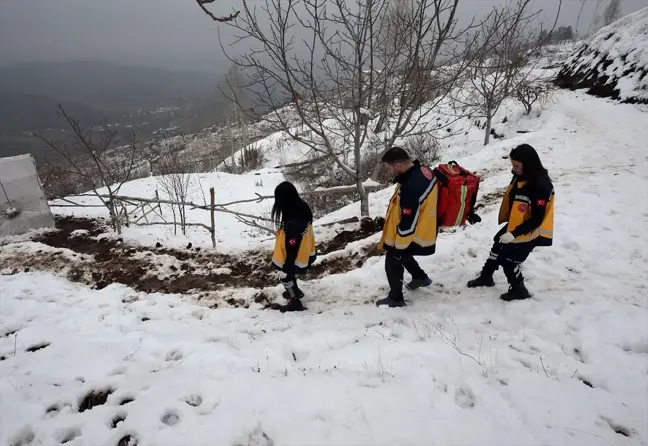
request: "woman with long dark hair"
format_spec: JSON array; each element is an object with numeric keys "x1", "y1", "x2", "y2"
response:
[
  {"x1": 271, "y1": 181, "x2": 316, "y2": 311},
  {"x1": 467, "y1": 143, "x2": 554, "y2": 301}
]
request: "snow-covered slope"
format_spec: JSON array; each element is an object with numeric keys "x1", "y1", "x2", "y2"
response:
[
  {"x1": 2, "y1": 90, "x2": 647, "y2": 446},
  {"x1": 556, "y1": 7, "x2": 648, "y2": 103}
]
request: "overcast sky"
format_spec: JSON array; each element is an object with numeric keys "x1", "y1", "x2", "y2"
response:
[{"x1": 1, "y1": 0, "x2": 645, "y2": 72}]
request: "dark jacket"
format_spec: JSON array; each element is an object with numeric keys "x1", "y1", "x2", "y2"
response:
[
  {"x1": 498, "y1": 173, "x2": 554, "y2": 246},
  {"x1": 378, "y1": 160, "x2": 439, "y2": 256},
  {"x1": 271, "y1": 200, "x2": 317, "y2": 274}
]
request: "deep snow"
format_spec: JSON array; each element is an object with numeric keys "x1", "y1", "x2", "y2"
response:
[{"x1": 2, "y1": 89, "x2": 648, "y2": 446}]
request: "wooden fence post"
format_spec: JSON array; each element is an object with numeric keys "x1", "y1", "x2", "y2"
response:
[
  {"x1": 209, "y1": 187, "x2": 216, "y2": 248},
  {"x1": 155, "y1": 190, "x2": 162, "y2": 214}
]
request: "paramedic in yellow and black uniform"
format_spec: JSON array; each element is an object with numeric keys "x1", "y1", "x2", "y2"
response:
[
  {"x1": 467, "y1": 144, "x2": 554, "y2": 301},
  {"x1": 377, "y1": 147, "x2": 439, "y2": 308},
  {"x1": 271, "y1": 181, "x2": 316, "y2": 312}
]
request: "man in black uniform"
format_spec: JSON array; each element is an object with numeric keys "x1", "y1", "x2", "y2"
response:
[{"x1": 376, "y1": 147, "x2": 439, "y2": 307}]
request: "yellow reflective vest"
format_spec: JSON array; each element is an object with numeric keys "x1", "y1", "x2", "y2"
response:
[
  {"x1": 272, "y1": 223, "x2": 316, "y2": 273},
  {"x1": 498, "y1": 175, "x2": 554, "y2": 245},
  {"x1": 378, "y1": 163, "x2": 439, "y2": 255}
]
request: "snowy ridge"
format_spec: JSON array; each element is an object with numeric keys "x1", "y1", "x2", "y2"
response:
[{"x1": 556, "y1": 7, "x2": 648, "y2": 103}]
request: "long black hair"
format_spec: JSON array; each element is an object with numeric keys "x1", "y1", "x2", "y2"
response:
[
  {"x1": 510, "y1": 144, "x2": 550, "y2": 182},
  {"x1": 271, "y1": 181, "x2": 313, "y2": 228}
]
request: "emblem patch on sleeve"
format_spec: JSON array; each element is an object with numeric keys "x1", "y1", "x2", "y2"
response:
[
  {"x1": 402, "y1": 208, "x2": 412, "y2": 215},
  {"x1": 288, "y1": 238, "x2": 297, "y2": 246},
  {"x1": 518, "y1": 203, "x2": 529, "y2": 212}
]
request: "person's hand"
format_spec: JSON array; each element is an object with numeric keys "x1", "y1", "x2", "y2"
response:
[{"x1": 499, "y1": 232, "x2": 515, "y2": 244}]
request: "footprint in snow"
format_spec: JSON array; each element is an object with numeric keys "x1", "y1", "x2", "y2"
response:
[
  {"x1": 454, "y1": 385, "x2": 476, "y2": 409},
  {"x1": 56, "y1": 427, "x2": 81, "y2": 444},
  {"x1": 45, "y1": 403, "x2": 72, "y2": 418},
  {"x1": 118, "y1": 396, "x2": 136, "y2": 406},
  {"x1": 600, "y1": 416, "x2": 637, "y2": 438},
  {"x1": 110, "y1": 412, "x2": 127, "y2": 429},
  {"x1": 183, "y1": 394, "x2": 203, "y2": 407},
  {"x1": 9, "y1": 426, "x2": 35, "y2": 446},
  {"x1": 79, "y1": 388, "x2": 115, "y2": 412},
  {"x1": 234, "y1": 425, "x2": 274, "y2": 446},
  {"x1": 25, "y1": 342, "x2": 50, "y2": 353},
  {"x1": 165, "y1": 349, "x2": 183, "y2": 361},
  {"x1": 161, "y1": 410, "x2": 181, "y2": 427},
  {"x1": 117, "y1": 434, "x2": 138, "y2": 446}
]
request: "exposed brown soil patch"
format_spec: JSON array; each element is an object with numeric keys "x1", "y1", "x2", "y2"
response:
[{"x1": 1, "y1": 215, "x2": 385, "y2": 306}]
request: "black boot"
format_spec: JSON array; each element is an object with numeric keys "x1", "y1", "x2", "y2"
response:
[
  {"x1": 280, "y1": 298, "x2": 306, "y2": 312},
  {"x1": 467, "y1": 260, "x2": 497, "y2": 288},
  {"x1": 467, "y1": 273, "x2": 495, "y2": 288},
  {"x1": 375, "y1": 296, "x2": 406, "y2": 307},
  {"x1": 500, "y1": 281, "x2": 531, "y2": 301},
  {"x1": 279, "y1": 279, "x2": 306, "y2": 312},
  {"x1": 405, "y1": 277, "x2": 432, "y2": 290}
]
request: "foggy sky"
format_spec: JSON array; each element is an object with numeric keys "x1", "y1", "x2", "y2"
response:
[{"x1": 1, "y1": 0, "x2": 646, "y2": 72}]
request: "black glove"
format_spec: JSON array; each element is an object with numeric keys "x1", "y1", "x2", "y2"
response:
[{"x1": 466, "y1": 212, "x2": 482, "y2": 225}]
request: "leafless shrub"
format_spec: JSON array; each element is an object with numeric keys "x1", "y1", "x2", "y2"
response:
[
  {"x1": 235, "y1": 143, "x2": 265, "y2": 173},
  {"x1": 403, "y1": 134, "x2": 443, "y2": 166},
  {"x1": 155, "y1": 154, "x2": 195, "y2": 235},
  {"x1": 514, "y1": 79, "x2": 557, "y2": 115}
]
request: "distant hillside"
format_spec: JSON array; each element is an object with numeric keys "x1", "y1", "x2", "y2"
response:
[
  {"x1": 555, "y1": 7, "x2": 648, "y2": 104},
  {"x1": 0, "y1": 61, "x2": 222, "y2": 112},
  {"x1": 0, "y1": 61, "x2": 233, "y2": 160},
  {"x1": 0, "y1": 91, "x2": 105, "y2": 133}
]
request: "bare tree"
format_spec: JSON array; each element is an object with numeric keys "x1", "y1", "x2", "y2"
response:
[
  {"x1": 514, "y1": 78, "x2": 556, "y2": 115},
  {"x1": 587, "y1": 0, "x2": 604, "y2": 36},
  {"x1": 155, "y1": 153, "x2": 196, "y2": 235},
  {"x1": 371, "y1": 0, "x2": 417, "y2": 134},
  {"x1": 575, "y1": 0, "x2": 587, "y2": 36},
  {"x1": 35, "y1": 106, "x2": 139, "y2": 234},
  {"x1": 198, "y1": 0, "x2": 483, "y2": 217},
  {"x1": 457, "y1": 0, "x2": 560, "y2": 145},
  {"x1": 602, "y1": 0, "x2": 622, "y2": 26},
  {"x1": 195, "y1": 0, "x2": 240, "y2": 22}
]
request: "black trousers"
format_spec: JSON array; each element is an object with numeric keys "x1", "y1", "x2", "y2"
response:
[
  {"x1": 385, "y1": 250, "x2": 428, "y2": 300},
  {"x1": 483, "y1": 226, "x2": 536, "y2": 284}
]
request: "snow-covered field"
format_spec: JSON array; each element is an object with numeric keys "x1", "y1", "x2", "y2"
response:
[
  {"x1": 49, "y1": 169, "x2": 287, "y2": 252},
  {"x1": 2, "y1": 89, "x2": 648, "y2": 446}
]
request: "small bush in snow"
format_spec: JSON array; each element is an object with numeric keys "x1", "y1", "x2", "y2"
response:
[
  {"x1": 403, "y1": 134, "x2": 442, "y2": 167},
  {"x1": 229, "y1": 144, "x2": 265, "y2": 174},
  {"x1": 515, "y1": 80, "x2": 556, "y2": 115}
]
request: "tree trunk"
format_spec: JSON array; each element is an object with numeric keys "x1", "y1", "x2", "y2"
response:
[
  {"x1": 357, "y1": 178, "x2": 370, "y2": 217},
  {"x1": 484, "y1": 110, "x2": 492, "y2": 146},
  {"x1": 108, "y1": 198, "x2": 122, "y2": 235},
  {"x1": 575, "y1": 0, "x2": 585, "y2": 36},
  {"x1": 180, "y1": 205, "x2": 187, "y2": 235},
  {"x1": 171, "y1": 204, "x2": 178, "y2": 236},
  {"x1": 373, "y1": 112, "x2": 387, "y2": 134}
]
